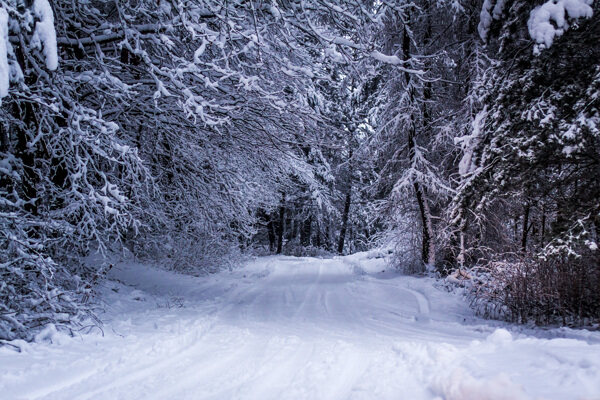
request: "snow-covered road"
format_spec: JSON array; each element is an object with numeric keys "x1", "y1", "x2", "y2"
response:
[{"x1": 1, "y1": 253, "x2": 600, "y2": 400}]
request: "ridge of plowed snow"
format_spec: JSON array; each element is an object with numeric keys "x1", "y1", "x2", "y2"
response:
[{"x1": 1, "y1": 253, "x2": 599, "y2": 400}]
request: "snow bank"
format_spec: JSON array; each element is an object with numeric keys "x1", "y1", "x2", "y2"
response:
[
  {"x1": 33, "y1": 324, "x2": 66, "y2": 345},
  {"x1": 430, "y1": 327, "x2": 600, "y2": 400},
  {"x1": 32, "y1": 0, "x2": 58, "y2": 70},
  {"x1": 432, "y1": 367, "x2": 531, "y2": 400},
  {"x1": 486, "y1": 327, "x2": 512, "y2": 345},
  {"x1": 528, "y1": 0, "x2": 594, "y2": 54},
  {"x1": 342, "y1": 248, "x2": 390, "y2": 274}
]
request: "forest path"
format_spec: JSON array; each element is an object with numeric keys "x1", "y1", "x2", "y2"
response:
[{"x1": 1, "y1": 253, "x2": 599, "y2": 400}]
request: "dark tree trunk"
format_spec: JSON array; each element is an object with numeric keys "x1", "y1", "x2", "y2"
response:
[
  {"x1": 337, "y1": 189, "x2": 351, "y2": 254},
  {"x1": 276, "y1": 193, "x2": 285, "y2": 254},
  {"x1": 50, "y1": 113, "x2": 69, "y2": 192},
  {"x1": 315, "y1": 226, "x2": 321, "y2": 248},
  {"x1": 287, "y1": 218, "x2": 296, "y2": 241},
  {"x1": 521, "y1": 203, "x2": 530, "y2": 252},
  {"x1": 0, "y1": 124, "x2": 10, "y2": 192},
  {"x1": 540, "y1": 203, "x2": 546, "y2": 247},
  {"x1": 413, "y1": 179, "x2": 433, "y2": 264},
  {"x1": 0, "y1": 122, "x2": 7, "y2": 152},
  {"x1": 403, "y1": 19, "x2": 435, "y2": 267},
  {"x1": 15, "y1": 102, "x2": 38, "y2": 216},
  {"x1": 14, "y1": 42, "x2": 38, "y2": 216},
  {"x1": 267, "y1": 216, "x2": 276, "y2": 252},
  {"x1": 300, "y1": 215, "x2": 312, "y2": 247}
]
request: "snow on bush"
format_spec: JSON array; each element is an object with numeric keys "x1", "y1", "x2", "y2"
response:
[{"x1": 528, "y1": 0, "x2": 594, "y2": 54}]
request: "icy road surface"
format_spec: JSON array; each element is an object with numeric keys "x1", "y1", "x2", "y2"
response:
[{"x1": 1, "y1": 252, "x2": 600, "y2": 400}]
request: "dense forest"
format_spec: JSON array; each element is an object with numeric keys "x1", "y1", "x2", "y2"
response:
[{"x1": 0, "y1": 0, "x2": 598, "y2": 342}]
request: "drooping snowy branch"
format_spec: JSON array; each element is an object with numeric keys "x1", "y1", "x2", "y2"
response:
[
  {"x1": 31, "y1": 0, "x2": 58, "y2": 70},
  {"x1": 478, "y1": 0, "x2": 507, "y2": 41},
  {"x1": 528, "y1": 0, "x2": 594, "y2": 54},
  {"x1": 456, "y1": 107, "x2": 487, "y2": 177}
]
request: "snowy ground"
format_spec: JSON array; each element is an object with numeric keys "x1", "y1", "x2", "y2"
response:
[{"x1": 1, "y1": 252, "x2": 600, "y2": 400}]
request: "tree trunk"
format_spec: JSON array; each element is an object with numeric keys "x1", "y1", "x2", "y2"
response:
[
  {"x1": 300, "y1": 215, "x2": 312, "y2": 247},
  {"x1": 540, "y1": 202, "x2": 546, "y2": 247},
  {"x1": 267, "y1": 216, "x2": 276, "y2": 252},
  {"x1": 315, "y1": 226, "x2": 321, "y2": 248},
  {"x1": 458, "y1": 228, "x2": 466, "y2": 270},
  {"x1": 14, "y1": 42, "x2": 38, "y2": 216},
  {"x1": 403, "y1": 21, "x2": 436, "y2": 268},
  {"x1": 413, "y1": 180, "x2": 435, "y2": 266},
  {"x1": 521, "y1": 203, "x2": 530, "y2": 253},
  {"x1": 337, "y1": 188, "x2": 352, "y2": 254},
  {"x1": 276, "y1": 193, "x2": 285, "y2": 254},
  {"x1": 423, "y1": 191, "x2": 436, "y2": 266},
  {"x1": 0, "y1": 124, "x2": 10, "y2": 193}
]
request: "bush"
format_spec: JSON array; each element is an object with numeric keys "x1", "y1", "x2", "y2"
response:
[
  {"x1": 0, "y1": 219, "x2": 105, "y2": 342},
  {"x1": 467, "y1": 253, "x2": 600, "y2": 326}
]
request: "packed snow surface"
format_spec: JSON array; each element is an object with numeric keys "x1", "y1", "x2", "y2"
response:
[{"x1": 1, "y1": 253, "x2": 600, "y2": 400}]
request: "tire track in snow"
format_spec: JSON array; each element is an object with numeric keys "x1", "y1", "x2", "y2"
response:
[
  {"x1": 142, "y1": 329, "x2": 275, "y2": 400},
  {"x1": 53, "y1": 324, "x2": 217, "y2": 400},
  {"x1": 292, "y1": 262, "x2": 324, "y2": 320},
  {"x1": 403, "y1": 287, "x2": 430, "y2": 323}
]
